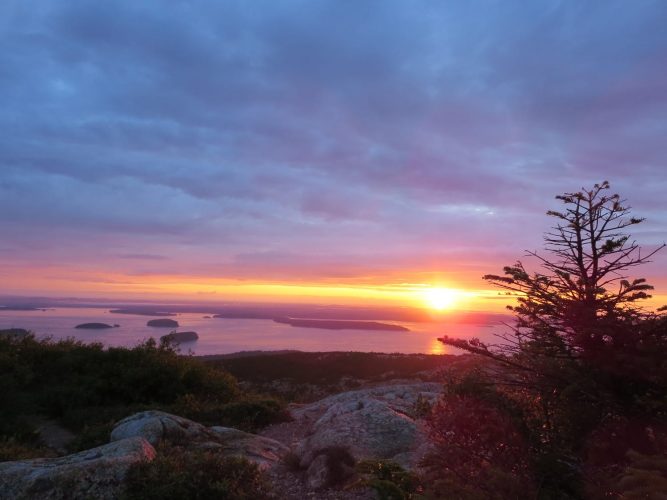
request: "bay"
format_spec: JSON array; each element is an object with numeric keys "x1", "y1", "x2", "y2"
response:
[{"x1": 0, "y1": 307, "x2": 508, "y2": 356}]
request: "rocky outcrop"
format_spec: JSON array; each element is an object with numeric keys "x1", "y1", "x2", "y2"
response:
[
  {"x1": 209, "y1": 427, "x2": 290, "y2": 470},
  {"x1": 273, "y1": 383, "x2": 441, "y2": 471},
  {"x1": 111, "y1": 411, "x2": 218, "y2": 446},
  {"x1": 146, "y1": 318, "x2": 179, "y2": 327},
  {"x1": 111, "y1": 411, "x2": 287, "y2": 470},
  {"x1": 0, "y1": 437, "x2": 155, "y2": 500},
  {"x1": 160, "y1": 331, "x2": 198, "y2": 343}
]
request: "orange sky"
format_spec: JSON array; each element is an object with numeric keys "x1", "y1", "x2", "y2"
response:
[{"x1": 3, "y1": 265, "x2": 666, "y2": 315}]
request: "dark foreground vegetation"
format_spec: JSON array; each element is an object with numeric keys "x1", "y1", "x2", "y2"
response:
[
  {"x1": 208, "y1": 350, "x2": 466, "y2": 402},
  {"x1": 123, "y1": 447, "x2": 273, "y2": 500},
  {"x1": 0, "y1": 335, "x2": 292, "y2": 461},
  {"x1": 432, "y1": 183, "x2": 667, "y2": 498}
]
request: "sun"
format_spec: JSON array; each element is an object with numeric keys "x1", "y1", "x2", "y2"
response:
[{"x1": 422, "y1": 287, "x2": 458, "y2": 311}]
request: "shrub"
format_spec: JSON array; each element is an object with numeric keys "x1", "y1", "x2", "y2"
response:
[
  {"x1": 281, "y1": 450, "x2": 303, "y2": 472},
  {"x1": 66, "y1": 421, "x2": 116, "y2": 453},
  {"x1": 0, "y1": 437, "x2": 54, "y2": 461},
  {"x1": 0, "y1": 334, "x2": 240, "y2": 459},
  {"x1": 173, "y1": 396, "x2": 291, "y2": 432},
  {"x1": 422, "y1": 395, "x2": 535, "y2": 499},
  {"x1": 123, "y1": 446, "x2": 272, "y2": 500},
  {"x1": 357, "y1": 459, "x2": 422, "y2": 499}
]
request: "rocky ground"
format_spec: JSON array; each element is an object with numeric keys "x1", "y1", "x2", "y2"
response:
[{"x1": 0, "y1": 379, "x2": 443, "y2": 499}]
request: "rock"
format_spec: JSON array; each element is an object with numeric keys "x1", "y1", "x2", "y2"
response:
[
  {"x1": 26, "y1": 417, "x2": 76, "y2": 455},
  {"x1": 0, "y1": 328, "x2": 30, "y2": 339},
  {"x1": 74, "y1": 323, "x2": 114, "y2": 329},
  {"x1": 304, "y1": 447, "x2": 356, "y2": 489},
  {"x1": 209, "y1": 427, "x2": 290, "y2": 470},
  {"x1": 111, "y1": 411, "x2": 216, "y2": 446},
  {"x1": 0, "y1": 437, "x2": 155, "y2": 500},
  {"x1": 306, "y1": 454, "x2": 331, "y2": 489},
  {"x1": 290, "y1": 383, "x2": 441, "y2": 470},
  {"x1": 146, "y1": 318, "x2": 179, "y2": 327},
  {"x1": 160, "y1": 331, "x2": 198, "y2": 343},
  {"x1": 111, "y1": 411, "x2": 288, "y2": 470}
]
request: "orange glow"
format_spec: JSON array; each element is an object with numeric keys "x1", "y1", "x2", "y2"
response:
[
  {"x1": 2, "y1": 264, "x2": 665, "y2": 314},
  {"x1": 422, "y1": 287, "x2": 458, "y2": 310},
  {"x1": 429, "y1": 337, "x2": 448, "y2": 355}
]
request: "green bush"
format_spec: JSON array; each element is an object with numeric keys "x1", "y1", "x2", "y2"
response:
[
  {"x1": 173, "y1": 395, "x2": 290, "y2": 431},
  {"x1": 122, "y1": 446, "x2": 272, "y2": 500},
  {"x1": 0, "y1": 334, "x2": 240, "y2": 459}
]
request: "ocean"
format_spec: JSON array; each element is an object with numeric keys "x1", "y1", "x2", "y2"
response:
[{"x1": 0, "y1": 307, "x2": 508, "y2": 356}]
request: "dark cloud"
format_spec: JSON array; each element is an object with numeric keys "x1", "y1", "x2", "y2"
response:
[{"x1": 1, "y1": 0, "x2": 666, "y2": 289}]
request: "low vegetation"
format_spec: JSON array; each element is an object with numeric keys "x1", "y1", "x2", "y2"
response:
[
  {"x1": 0, "y1": 334, "x2": 288, "y2": 456},
  {"x1": 209, "y1": 351, "x2": 465, "y2": 402},
  {"x1": 122, "y1": 445, "x2": 273, "y2": 500},
  {"x1": 357, "y1": 459, "x2": 423, "y2": 499}
]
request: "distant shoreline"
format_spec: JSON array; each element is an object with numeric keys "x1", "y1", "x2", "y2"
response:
[{"x1": 273, "y1": 317, "x2": 410, "y2": 331}]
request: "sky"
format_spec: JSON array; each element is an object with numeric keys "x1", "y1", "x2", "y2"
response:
[{"x1": 1, "y1": 1, "x2": 666, "y2": 311}]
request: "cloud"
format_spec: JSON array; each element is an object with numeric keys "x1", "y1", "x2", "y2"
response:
[{"x1": 0, "y1": 0, "x2": 666, "y2": 291}]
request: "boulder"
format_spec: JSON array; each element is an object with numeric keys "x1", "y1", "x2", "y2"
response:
[
  {"x1": 111, "y1": 411, "x2": 217, "y2": 446},
  {"x1": 209, "y1": 427, "x2": 290, "y2": 470},
  {"x1": 0, "y1": 437, "x2": 155, "y2": 500},
  {"x1": 74, "y1": 323, "x2": 113, "y2": 329},
  {"x1": 160, "y1": 331, "x2": 198, "y2": 343},
  {"x1": 111, "y1": 411, "x2": 288, "y2": 470},
  {"x1": 290, "y1": 383, "x2": 441, "y2": 470},
  {"x1": 304, "y1": 447, "x2": 356, "y2": 489},
  {"x1": 146, "y1": 318, "x2": 179, "y2": 327}
]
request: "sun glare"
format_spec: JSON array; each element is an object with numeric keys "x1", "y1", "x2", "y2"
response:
[{"x1": 423, "y1": 287, "x2": 457, "y2": 311}]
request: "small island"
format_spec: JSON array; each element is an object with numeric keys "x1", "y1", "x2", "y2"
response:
[
  {"x1": 147, "y1": 318, "x2": 179, "y2": 328},
  {"x1": 161, "y1": 331, "x2": 199, "y2": 343},
  {"x1": 0, "y1": 328, "x2": 30, "y2": 338},
  {"x1": 0, "y1": 306, "x2": 46, "y2": 311},
  {"x1": 273, "y1": 317, "x2": 409, "y2": 331},
  {"x1": 75, "y1": 323, "x2": 114, "y2": 330}
]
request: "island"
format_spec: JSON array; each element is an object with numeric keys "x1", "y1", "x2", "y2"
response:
[
  {"x1": 273, "y1": 317, "x2": 409, "y2": 331},
  {"x1": 161, "y1": 331, "x2": 199, "y2": 343},
  {"x1": 75, "y1": 323, "x2": 114, "y2": 330},
  {"x1": 0, "y1": 328, "x2": 30, "y2": 338},
  {"x1": 0, "y1": 306, "x2": 47, "y2": 311},
  {"x1": 147, "y1": 318, "x2": 179, "y2": 327}
]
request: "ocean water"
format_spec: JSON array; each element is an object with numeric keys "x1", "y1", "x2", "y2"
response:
[{"x1": 0, "y1": 307, "x2": 508, "y2": 356}]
